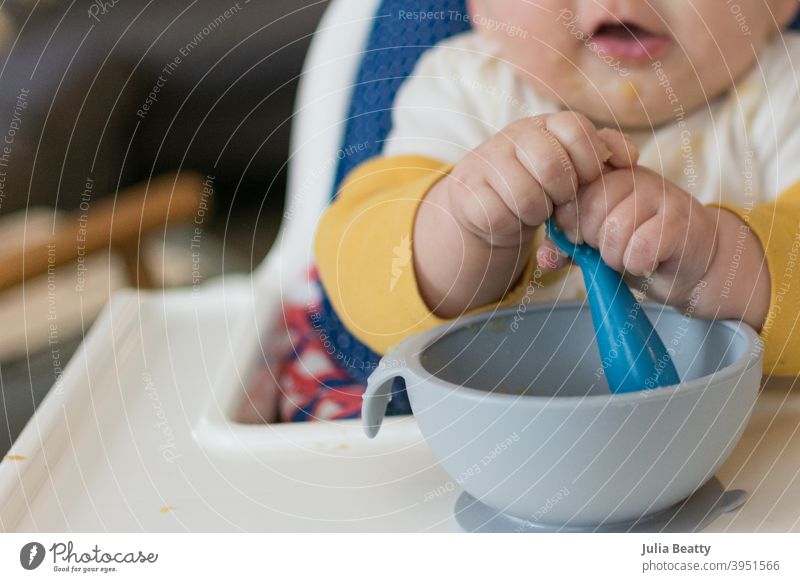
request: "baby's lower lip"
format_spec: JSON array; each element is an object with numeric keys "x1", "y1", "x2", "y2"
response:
[{"x1": 590, "y1": 30, "x2": 671, "y2": 62}]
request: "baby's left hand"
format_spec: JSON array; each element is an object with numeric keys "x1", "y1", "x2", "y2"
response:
[{"x1": 541, "y1": 166, "x2": 717, "y2": 307}]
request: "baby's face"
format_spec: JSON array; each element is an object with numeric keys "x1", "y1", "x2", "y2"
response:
[{"x1": 469, "y1": 0, "x2": 797, "y2": 129}]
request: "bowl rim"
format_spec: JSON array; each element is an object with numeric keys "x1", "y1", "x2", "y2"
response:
[{"x1": 389, "y1": 301, "x2": 763, "y2": 407}]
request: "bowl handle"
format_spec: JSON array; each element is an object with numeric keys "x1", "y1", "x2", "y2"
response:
[{"x1": 362, "y1": 356, "x2": 405, "y2": 438}]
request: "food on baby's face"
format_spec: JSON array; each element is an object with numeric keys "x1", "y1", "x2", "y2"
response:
[{"x1": 618, "y1": 80, "x2": 639, "y2": 103}]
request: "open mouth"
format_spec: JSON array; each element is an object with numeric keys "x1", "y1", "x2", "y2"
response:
[{"x1": 590, "y1": 21, "x2": 671, "y2": 61}]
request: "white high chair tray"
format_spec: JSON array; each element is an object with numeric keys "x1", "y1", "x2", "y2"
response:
[
  {"x1": 0, "y1": 283, "x2": 455, "y2": 532},
  {"x1": 1, "y1": 284, "x2": 799, "y2": 532}
]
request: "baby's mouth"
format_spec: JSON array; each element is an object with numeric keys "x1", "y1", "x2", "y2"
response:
[{"x1": 589, "y1": 21, "x2": 671, "y2": 62}]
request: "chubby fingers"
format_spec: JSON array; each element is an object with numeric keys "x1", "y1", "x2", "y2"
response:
[
  {"x1": 554, "y1": 168, "x2": 638, "y2": 246},
  {"x1": 554, "y1": 168, "x2": 692, "y2": 277},
  {"x1": 597, "y1": 128, "x2": 639, "y2": 168},
  {"x1": 591, "y1": 192, "x2": 663, "y2": 273},
  {"x1": 536, "y1": 238, "x2": 570, "y2": 271},
  {"x1": 483, "y1": 152, "x2": 554, "y2": 228},
  {"x1": 451, "y1": 170, "x2": 533, "y2": 245},
  {"x1": 510, "y1": 117, "x2": 579, "y2": 207},
  {"x1": 457, "y1": 114, "x2": 642, "y2": 245},
  {"x1": 621, "y1": 214, "x2": 682, "y2": 278},
  {"x1": 541, "y1": 111, "x2": 612, "y2": 186},
  {"x1": 511, "y1": 112, "x2": 616, "y2": 206}
]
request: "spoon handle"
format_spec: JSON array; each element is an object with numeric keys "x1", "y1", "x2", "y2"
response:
[{"x1": 545, "y1": 220, "x2": 680, "y2": 393}]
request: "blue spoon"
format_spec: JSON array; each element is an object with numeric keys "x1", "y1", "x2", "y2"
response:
[{"x1": 545, "y1": 219, "x2": 680, "y2": 393}]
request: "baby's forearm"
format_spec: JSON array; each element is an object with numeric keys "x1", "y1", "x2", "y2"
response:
[
  {"x1": 690, "y1": 208, "x2": 770, "y2": 331},
  {"x1": 414, "y1": 177, "x2": 535, "y2": 318}
]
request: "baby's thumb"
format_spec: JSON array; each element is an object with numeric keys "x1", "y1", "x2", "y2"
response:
[
  {"x1": 597, "y1": 127, "x2": 639, "y2": 168},
  {"x1": 536, "y1": 239, "x2": 570, "y2": 271}
]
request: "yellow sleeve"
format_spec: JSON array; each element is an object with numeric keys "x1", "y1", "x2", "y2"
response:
[
  {"x1": 711, "y1": 181, "x2": 800, "y2": 376},
  {"x1": 314, "y1": 155, "x2": 542, "y2": 356}
]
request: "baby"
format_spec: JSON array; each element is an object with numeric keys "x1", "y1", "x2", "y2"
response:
[
  {"x1": 232, "y1": 0, "x2": 800, "y2": 423},
  {"x1": 313, "y1": 0, "x2": 800, "y2": 384}
]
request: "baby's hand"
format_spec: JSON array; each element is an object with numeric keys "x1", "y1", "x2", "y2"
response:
[
  {"x1": 550, "y1": 166, "x2": 718, "y2": 306},
  {"x1": 445, "y1": 112, "x2": 638, "y2": 248},
  {"x1": 414, "y1": 111, "x2": 638, "y2": 317}
]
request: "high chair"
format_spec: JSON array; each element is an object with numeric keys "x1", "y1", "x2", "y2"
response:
[{"x1": 1, "y1": 0, "x2": 800, "y2": 532}]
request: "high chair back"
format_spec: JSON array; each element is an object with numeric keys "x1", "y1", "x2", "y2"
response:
[
  {"x1": 253, "y1": 0, "x2": 470, "y2": 308},
  {"x1": 252, "y1": 0, "x2": 381, "y2": 306},
  {"x1": 293, "y1": 0, "x2": 473, "y2": 393}
]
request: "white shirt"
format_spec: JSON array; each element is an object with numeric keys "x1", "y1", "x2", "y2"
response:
[{"x1": 385, "y1": 30, "x2": 800, "y2": 209}]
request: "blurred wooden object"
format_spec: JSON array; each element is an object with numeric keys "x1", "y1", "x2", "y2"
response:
[{"x1": 0, "y1": 172, "x2": 209, "y2": 292}]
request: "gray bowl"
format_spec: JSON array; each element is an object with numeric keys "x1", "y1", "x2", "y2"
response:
[{"x1": 363, "y1": 302, "x2": 762, "y2": 528}]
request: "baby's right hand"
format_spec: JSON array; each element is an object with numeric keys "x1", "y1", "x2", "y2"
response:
[{"x1": 444, "y1": 112, "x2": 638, "y2": 251}]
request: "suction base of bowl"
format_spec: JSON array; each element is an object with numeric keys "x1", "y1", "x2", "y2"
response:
[{"x1": 454, "y1": 477, "x2": 746, "y2": 533}]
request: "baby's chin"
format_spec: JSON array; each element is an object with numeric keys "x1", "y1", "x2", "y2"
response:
[
  {"x1": 534, "y1": 77, "x2": 696, "y2": 132},
  {"x1": 570, "y1": 100, "x2": 681, "y2": 132}
]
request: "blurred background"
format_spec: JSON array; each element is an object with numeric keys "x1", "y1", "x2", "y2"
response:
[{"x1": 0, "y1": 0, "x2": 328, "y2": 455}]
